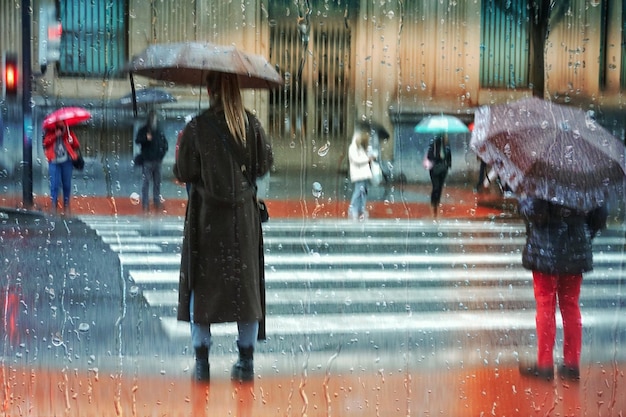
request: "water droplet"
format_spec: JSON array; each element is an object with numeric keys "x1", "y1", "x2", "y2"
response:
[
  {"x1": 317, "y1": 142, "x2": 330, "y2": 157},
  {"x1": 130, "y1": 192, "x2": 141, "y2": 205},
  {"x1": 129, "y1": 286, "x2": 139, "y2": 297},
  {"x1": 51, "y1": 334, "x2": 63, "y2": 347},
  {"x1": 312, "y1": 182, "x2": 323, "y2": 198}
]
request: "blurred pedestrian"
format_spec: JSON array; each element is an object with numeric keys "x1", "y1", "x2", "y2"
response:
[
  {"x1": 474, "y1": 158, "x2": 487, "y2": 192},
  {"x1": 135, "y1": 110, "x2": 168, "y2": 212},
  {"x1": 348, "y1": 130, "x2": 375, "y2": 220},
  {"x1": 424, "y1": 134, "x2": 451, "y2": 217},
  {"x1": 43, "y1": 121, "x2": 81, "y2": 214},
  {"x1": 173, "y1": 71, "x2": 273, "y2": 382},
  {"x1": 518, "y1": 197, "x2": 608, "y2": 381}
]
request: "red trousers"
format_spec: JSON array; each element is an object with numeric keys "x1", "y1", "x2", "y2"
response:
[{"x1": 532, "y1": 271, "x2": 583, "y2": 369}]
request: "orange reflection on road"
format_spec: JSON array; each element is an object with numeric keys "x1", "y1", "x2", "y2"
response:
[{"x1": 2, "y1": 363, "x2": 624, "y2": 416}]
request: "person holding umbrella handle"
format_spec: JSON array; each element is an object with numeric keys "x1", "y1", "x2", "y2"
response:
[
  {"x1": 42, "y1": 121, "x2": 81, "y2": 215},
  {"x1": 425, "y1": 133, "x2": 452, "y2": 217}
]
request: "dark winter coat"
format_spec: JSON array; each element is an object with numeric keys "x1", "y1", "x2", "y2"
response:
[
  {"x1": 135, "y1": 124, "x2": 168, "y2": 162},
  {"x1": 520, "y1": 198, "x2": 608, "y2": 275},
  {"x1": 173, "y1": 108, "x2": 273, "y2": 335},
  {"x1": 426, "y1": 136, "x2": 451, "y2": 175}
]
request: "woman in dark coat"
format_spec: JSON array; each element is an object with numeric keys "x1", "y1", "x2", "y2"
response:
[
  {"x1": 173, "y1": 71, "x2": 273, "y2": 382},
  {"x1": 425, "y1": 134, "x2": 451, "y2": 217},
  {"x1": 518, "y1": 197, "x2": 608, "y2": 381}
]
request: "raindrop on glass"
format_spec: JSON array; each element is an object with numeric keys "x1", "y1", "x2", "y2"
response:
[
  {"x1": 317, "y1": 142, "x2": 330, "y2": 157},
  {"x1": 312, "y1": 182, "x2": 323, "y2": 198},
  {"x1": 129, "y1": 285, "x2": 140, "y2": 297},
  {"x1": 51, "y1": 335, "x2": 63, "y2": 347},
  {"x1": 130, "y1": 192, "x2": 141, "y2": 205}
]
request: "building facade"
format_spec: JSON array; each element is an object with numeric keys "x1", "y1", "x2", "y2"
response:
[{"x1": 1, "y1": 0, "x2": 624, "y2": 182}]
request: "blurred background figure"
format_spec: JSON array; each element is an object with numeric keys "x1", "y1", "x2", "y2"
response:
[
  {"x1": 425, "y1": 133, "x2": 451, "y2": 217},
  {"x1": 135, "y1": 110, "x2": 169, "y2": 213},
  {"x1": 42, "y1": 121, "x2": 81, "y2": 214},
  {"x1": 348, "y1": 130, "x2": 375, "y2": 220}
]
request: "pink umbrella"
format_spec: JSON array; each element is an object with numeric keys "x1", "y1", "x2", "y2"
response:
[{"x1": 42, "y1": 107, "x2": 91, "y2": 130}]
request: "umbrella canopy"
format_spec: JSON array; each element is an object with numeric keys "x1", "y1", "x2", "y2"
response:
[
  {"x1": 470, "y1": 96, "x2": 626, "y2": 211},
  {"x1": 42, "y1": 107, "x2": 91, "y2": 130},
  {"x1": 127, "y1": 42, "x2": 284, "y2": 89},
  {"x1": 414, "y1": 115, "x2": 470, "y2": 134},
  {"x1": 355, "y1": 120, "x2": 390, "y2": 140},
  {"x1": 118, "y1": 88, "x2": 176, "y2": 106}
]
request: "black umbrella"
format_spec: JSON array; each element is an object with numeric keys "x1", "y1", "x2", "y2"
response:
[
  {"x1": 355, "y1": 120, "x2": 390, "y2": 140},
  {"x1": 118, "y1": 88, "x2": 176, "y2": 106},
  {"x1": 470, "y1": 97, "x2": 626, "y2": 211}
]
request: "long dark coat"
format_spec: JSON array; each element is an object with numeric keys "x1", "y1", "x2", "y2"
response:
[
  {"x1": 519, "y1": 197, "x2": 608, "y2": 275},
  {"x1": 173, "y1": 108, "x2": 272, "y2": 338}
]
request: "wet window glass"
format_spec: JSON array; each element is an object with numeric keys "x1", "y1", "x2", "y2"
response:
[{"x1": 1, "y1": 1, "x2": 624, "y2": 415}]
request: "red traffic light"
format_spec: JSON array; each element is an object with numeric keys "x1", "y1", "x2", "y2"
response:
[
  {"x1": 3, "y1": 53, "x2": 19, "y2": 97},
  {"x1": 48, "y1": 22, "x2": 62, "y2": 41}
]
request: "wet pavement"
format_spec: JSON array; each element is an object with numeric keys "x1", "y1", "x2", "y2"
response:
[
  {"x1": 0, "y1": 161, "x2": 519, "y2": 220},
  {"x1": 2, "y1": 167, "x2": 625, "y2": 416},
  {"x1": 4, "y1": 359, "x2": 625, "y2": 416}
]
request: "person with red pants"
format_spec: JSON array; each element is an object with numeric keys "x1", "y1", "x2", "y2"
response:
[{"x1": 518, "y1": 197, "x2": 608, "y2": 381}]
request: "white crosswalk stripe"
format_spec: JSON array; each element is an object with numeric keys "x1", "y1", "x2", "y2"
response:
[{"x1": 80, "y1": 215, "x2": 626, "y2": 356}]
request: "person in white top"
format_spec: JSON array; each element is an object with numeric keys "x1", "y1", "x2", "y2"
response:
[{"x1": 348, "y1": 130, "x2": 376, "y2": 220}]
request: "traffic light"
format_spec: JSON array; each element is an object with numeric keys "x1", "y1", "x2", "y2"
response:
[
  {"x1": 47, "y1": 21, "x2": 62, "y2": 62},
  {"x1": 2, "y1": 52, "x2": 19, "y2": 98},
  {"x1": 38, "y1": 5, "x2": 62, "y2": 70}
]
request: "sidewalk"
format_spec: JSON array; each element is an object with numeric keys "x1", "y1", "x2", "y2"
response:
[{"x1": 0, "y1": 167, "x2": 518, "y2": 220}]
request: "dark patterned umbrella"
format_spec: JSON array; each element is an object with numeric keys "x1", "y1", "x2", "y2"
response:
[{"x1": 470, "y1": 97, "x2": 626, "y2": 211}]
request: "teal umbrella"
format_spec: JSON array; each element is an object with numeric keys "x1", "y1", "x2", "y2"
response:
[{"x1": 414, "y1": 115, "x2": 470, "y2": 134}]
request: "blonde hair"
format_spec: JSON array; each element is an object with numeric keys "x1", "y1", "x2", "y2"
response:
[
  {"x1": 352, "y1": 130, "x2": 370, "y2": 150},
  {"x1": 206, "y1": 71, "x2": 247, "y2": 144}
]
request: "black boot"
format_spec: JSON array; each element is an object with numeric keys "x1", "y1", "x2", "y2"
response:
[
  {"x1": 194, "y1": 346, "x2": 210, "y2": 381},
  {"x1": 231, "y1": 342, "x2": 254, "y2": 382},
  {"x1": 519, "y1": 363, "x2": 554, "y2": 381}
]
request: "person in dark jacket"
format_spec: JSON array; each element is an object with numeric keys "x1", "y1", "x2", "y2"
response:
[
  {"x1": 135, "y1": 110, "x2": 168, "y2": 212},
  {"x1": 173, "y1": 71, "x2": 273, "y2": 382},
  {"x1": 425, "y1": 134, "x2": 451, "y2": 217},
  {"x1": 518, "y1": 197, "x2": 608, "y2": 381}
]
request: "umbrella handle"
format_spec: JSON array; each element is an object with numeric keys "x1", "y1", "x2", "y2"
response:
[
  {"x1": 129, "y1": 72, "x2": 138, "y2": 117},
  {"x1": 483, "y1": 168, "x2": 497, "y2": 188}
]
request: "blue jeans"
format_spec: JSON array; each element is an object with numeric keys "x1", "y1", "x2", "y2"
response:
[
  {"x1": 49, "y1": 159, "x2": 73, "y2": 209},
  {"x1": 141, "y1": 160, "x2": 162, "y2": 210},
  {"x1": 349, "y1": 179, "x2": 369, "y2": 219},
  {"x1": 189, "y1": 292, "x2": 259, "y2": 349}
]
